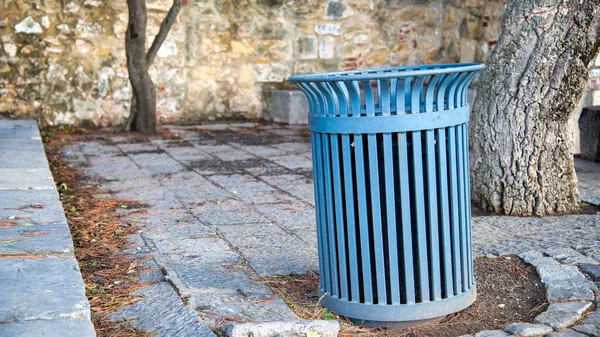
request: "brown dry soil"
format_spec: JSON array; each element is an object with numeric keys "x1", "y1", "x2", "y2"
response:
[
  {"x1": 265, "y1": 256, "x2": 548, "y2": 337},
  {"x1": 43, "y1": 127, "x2": 153, "y2": 337}
]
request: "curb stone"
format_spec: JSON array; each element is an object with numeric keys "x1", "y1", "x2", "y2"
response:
[
  {"x1": 219, "y1": 320, "x2": 340, "y2": 337},
  {"x1": 545, "y1": 329, "x2": 589, "y2": 337},
  {"x1": 533, "y1": 302, "x2": 592, "y2": 329},
  {"x1": 475, "y1": 330, "x2": 512, "y2": 336},
  {"x1": 454, "y1": 252, "x2": 598, "y2": 337},
  {"x1": 0, "y1": 120, "x2": 95, "y2": 336},
  {"x1": 572, "y1": 324, "x2": 600, "y2": 336},
  {"x1": 0, "y1": 318, "x2": 96, "y2": 337},
  {"x1": 505, "y1": 322, "x2": 553, "y2": 336},
  {"x1": 519, "y1": 251, "x2": 597, "y2": 301},
  {"x1": 581, "y1": 312, "x2": 600, "y2": 326},
  {"x1": 579, "y1": 264, "x2": 600, "y2": 282}
]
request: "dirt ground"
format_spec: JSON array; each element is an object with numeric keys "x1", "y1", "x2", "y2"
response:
[
  {"x1": 43, "y1": 128, "x2": 151, "y2": 337},
  {"x1": 265, "y1": 256, "x2": 548, "y2": 337}
]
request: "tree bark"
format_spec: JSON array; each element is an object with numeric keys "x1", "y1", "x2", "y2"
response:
[
  {"x1": 470, "y1": 0, "x2": 600, "y2": 216},
  {"x1": 125, "y1": 0, "x2": 156, "y2": 134},
  {"x1": 121, "y1": 0, "x2": 182, "y2": 134}
]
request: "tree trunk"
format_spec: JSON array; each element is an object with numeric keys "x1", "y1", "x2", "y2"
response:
[
  {"x1": 470, "y1": 0, "x2": 600, "y2": 216},
  {"x1": 126, "y1": 0, "x2": 156, "y2": 134},
  {"x1": 121, "y1": 0, "x2": 182, "y2": 134}
]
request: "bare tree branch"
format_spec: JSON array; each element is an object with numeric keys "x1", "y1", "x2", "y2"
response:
[{"x1": 146, "y1": 0, "x2": 182, "y2": 68}]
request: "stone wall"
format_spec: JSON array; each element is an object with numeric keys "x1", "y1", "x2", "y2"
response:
[{"x1": 1, "y1": 0, "x2": 509, "y2": 126}]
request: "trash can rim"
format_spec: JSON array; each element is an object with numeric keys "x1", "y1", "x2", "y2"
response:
[{"x1": 289, "y1": 62, "x2": 484, "y2": 83}]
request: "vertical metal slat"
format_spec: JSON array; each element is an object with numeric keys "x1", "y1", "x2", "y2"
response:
[
  {"x1": 321, "y1": 134, "x2": 339, "y2": 298},
  {"x1": 313, "y1": 133, "x2": 332, "y2": 293},
  {"x1": 410, "y1": 76, "x2": 429, "y2": 303},
  {"x1": 398, "y1": 131, "x2": 415, "y2": 304},
  {"x1": 425, "y1": 137, "x2": 442, "y2": 300},
  {"x1": 436, "y1": 128, "x2": 454, "y2": 298},
  {"x1": 354, "y1": 133, "x2": 373, "y2": 304},
  {"x1": 381, "y1": 79, "x2": 400, "y2": 304},
  {"x1": 424, "y1": 75, "x2": 442, "y2": 301},
  {"x1": 330, "y1": 133, "x2": 348, "y2": 299},
  {"x1": 363, "y1": 80, "x2": 387, "y2": 304},
  {"x1": 463, "y1": 123, "x2": 474, "y2": 288},
  {"x1": 456, "y1": 124, "x2": 468, "y2": 292},
  {"x1": 447, "y1": 126, "x2": 461, "y2": 295},
  {"x1": 341, "y1": 133, "x2": 359, "y2": 301}
]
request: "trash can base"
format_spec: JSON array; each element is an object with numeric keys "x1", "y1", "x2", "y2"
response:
[
  {"x1": 349, "y1": 316, "x2": 445, "y2": 329},
  {"x1": 321, "y1": 286, "x2": 476, "y2": 325}
]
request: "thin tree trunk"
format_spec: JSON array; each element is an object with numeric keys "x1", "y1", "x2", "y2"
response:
[
  {"x1": 120, "y1": 0, "x2": 182, "y2": 134},
  {"x1": 470, "y1": 0, "x2": 600, "y2": 216},
  {"x1": 125, "y1": 0, "x2": 156, "y2": 134}
]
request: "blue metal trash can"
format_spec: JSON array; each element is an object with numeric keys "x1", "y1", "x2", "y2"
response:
[{"x1": 289, "y1": 63, "x2": 484, "y2": 326}]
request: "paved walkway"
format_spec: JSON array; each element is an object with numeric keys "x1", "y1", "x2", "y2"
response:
[
  {"x1": 56, "y1": 122, "x2": 600, "y2": 336},
  {"x1": 0, "y1": 120, "x2": 95, "y2": 337}
]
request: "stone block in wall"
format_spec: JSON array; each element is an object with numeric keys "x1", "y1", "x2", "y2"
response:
[
  {"x1": 265, "y1": 90, "x2": 309, "y2": 125},
  {"x1": 254, "y1": 63, "x2": 291, "y2": 83},
  {"x1": 315, "y1": 23, "x2": 341, "y2": 36},
  {"x1": 324, "y1": 1, "x2": 353, "y2": 19},
  {"x1": 579, "y1": 106, "x2": 600, "y2": 162},
  {"x1": 383, "y1": 0, "x2": 435, "y2": 6},
  {"x1": 297, "y1": 36, "x2": 317, "y2": 60},
  {"x1": 319, "y1": 36, "x2": 336, "y2": 59},
  {"x1": 460, "y1": 40, "x2": 478, "y2": 63}
]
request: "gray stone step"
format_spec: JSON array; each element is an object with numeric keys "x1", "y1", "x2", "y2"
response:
[{"x1": 0, "y1": 119, "x2": 95, "y2": 336}]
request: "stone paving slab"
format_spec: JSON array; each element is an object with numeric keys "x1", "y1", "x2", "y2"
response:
[
  {"x1": 0, "y1": 318, "x2": 96, "y2": 337},
  {"x1": 0, "y1": 120, "x2": 39, "y2": 138},
  {"x1": 109, "y1": 282, "x2": 216, "y2": 337},
  {"x1": 575, "y1": 157, "x2": 600, "y2": 206},
  {"x1": 139, "y1": 218, "x2": 217, "y2": 241},
  {"x1": 216, "y1": 223, "x2": 319, "y2": 275},
  {"x1": 0, "y1": 221, "x2": 73, "y2": 254},
  {"x1": 0, "y1": 137, "x2": 46, "y2": 151},
  {"x1": 472, "y1": 215, "x2": 600, "y2": 258},
  {"x1": 149, "y1": 236, "x2": 242, "y2": 263},
  {"x1": 254, "y1": 202, "x2": 317, "y2": 231},
  {"x1": 0, "y1": 149, "x2": 48, "y2": 168},
  {"x1": 191, "y1": 292, "x2": 298, "y2": 323},
  {"x1": 0, "y1": 167, "x2": 56, "y2": 190},
  {"x1": 0, "y1": 190, "x2": 68, "y2": 223},
  {"x1": 163, "y1": 262, "x2": 271, "y2": 296},
  {"x1": 0, "y1": 258, "x2": 90, "y2": 322},
  {"x1": 192, "y1": 200, "x2": 272, "y2": 225}
]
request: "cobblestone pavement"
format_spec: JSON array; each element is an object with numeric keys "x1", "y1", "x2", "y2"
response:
[{"x1": 60, "y1": 123, "x2": 600, "y2": 336}]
